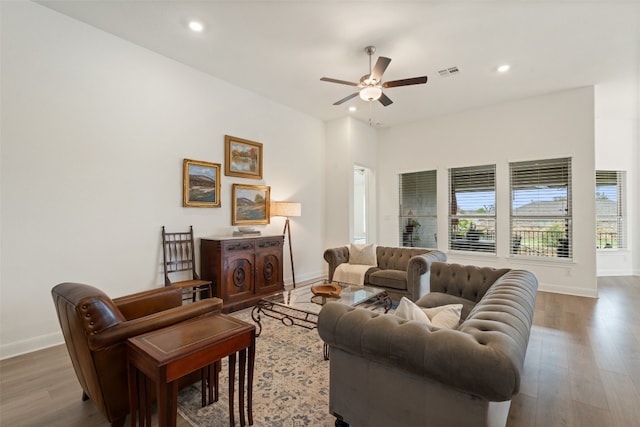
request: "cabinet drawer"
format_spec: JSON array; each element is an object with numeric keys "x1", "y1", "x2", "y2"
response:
[
  {"x1": 223, "y1": 241, "x2": 255, "y2": 252},
  {"x1": 255, "y1": 238, "x2": 281, "y2": 249}
]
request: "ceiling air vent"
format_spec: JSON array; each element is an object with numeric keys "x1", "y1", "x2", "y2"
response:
[{"x1": 438, "y1": 66, "x2": 460, "y2": 77}]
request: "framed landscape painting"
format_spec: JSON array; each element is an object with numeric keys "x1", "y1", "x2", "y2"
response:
[
  {"x1": 232, "y1": 184, "x2": 270, "y2": 225},
  {"x1": 183, "y1": 159, "x2": 221, "y2": 207},
  {"x1": 225, "y1": 135, "x2": 263, "y2": 179}
]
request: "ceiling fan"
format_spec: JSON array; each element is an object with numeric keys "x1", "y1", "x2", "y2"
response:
[{"x1": 320, "y1": 46, "x2": 428, "y2": 107}]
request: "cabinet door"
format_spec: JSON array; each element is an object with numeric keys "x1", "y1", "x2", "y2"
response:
[
  {"x1": 255, "y1": 237, "x2": 283, "y2": 294},
  {"x1": 221, "y1": 241, "x2": 255, "y2": 303}
]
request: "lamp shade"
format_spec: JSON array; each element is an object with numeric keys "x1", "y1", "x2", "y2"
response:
[{"x1": 271, "y1": 201, "x2": 301, "y2": 218}]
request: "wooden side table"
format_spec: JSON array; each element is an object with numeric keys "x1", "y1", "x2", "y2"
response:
[{"x1": 127, "y1": 313, "x2": 256, "y2": 427}]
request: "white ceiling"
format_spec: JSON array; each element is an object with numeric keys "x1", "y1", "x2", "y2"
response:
[{"x1": 37, "y1": 0, "x2": 640, "y2": 127}]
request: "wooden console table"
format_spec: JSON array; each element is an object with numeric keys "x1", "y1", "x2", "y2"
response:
[
  {"x1": 127, "y1": 313, "x2": 256, "y2": 427},
  {"x1": 201, "y1": 235, "x2": 284, "y2": 312}
]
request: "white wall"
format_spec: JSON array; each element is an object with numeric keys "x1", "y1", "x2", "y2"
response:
[
  {"x1": 378, "y1": 87, "x2": 598, "y2": 298},
  {"x1": 0, "y1": 2, "x2": 326, "y2": 358},
  {"x1": 324, "y1": 117, "x2": 377, "y2": 249},
  {"x1": 594, "y1": 76, "x2": 639, "y2": 276}
]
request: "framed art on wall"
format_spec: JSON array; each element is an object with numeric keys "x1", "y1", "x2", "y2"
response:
[
  {"x1": 232, "y1": 184, "x2": 270, "y2": 225},
  {"x1": 225, "y1": 135, "x2": 263, "y2": 179},
  {"x1": 183, "y1": 159, "x2": 221, "y2": 207}
]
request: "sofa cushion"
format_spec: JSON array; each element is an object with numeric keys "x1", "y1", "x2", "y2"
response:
[
  {"x1": 423, "y1": 304, "x2": 463, "y2": 329},
  {"x1": 395, "y1": 297, "x2": 463, "y2": 329},
  {"x1": 416, "y1": 292, "x2": 478, "y2": 321},
  {"x1": 349, "y1": 243, "x2": 377, "y2": 265},
  {"x1": 367, "y1": 268, "x2": 407, "y2": 290},
  {"x1": 395, "y1": 297, "x2": 430, "y2": 322}
]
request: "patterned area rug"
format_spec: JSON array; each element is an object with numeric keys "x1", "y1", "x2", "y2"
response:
[{"x1": 176, "y1": 307, "x2": 335, "y2": 427}]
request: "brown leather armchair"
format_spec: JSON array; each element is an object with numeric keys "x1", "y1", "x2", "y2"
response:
[{"x1": 51, "y1": 282, "x2": 223, "y2": 427}]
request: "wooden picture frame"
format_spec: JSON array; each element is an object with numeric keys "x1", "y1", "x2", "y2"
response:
[
  {"x1": 232, "y1": 184, "x2": 270, "y2": 225},
  {"x1": 183, "y1": 159, "x2": 221, "y2": 207},
  {"x1": 225, "y1": 135, "x2": 263, "y2": 179}
]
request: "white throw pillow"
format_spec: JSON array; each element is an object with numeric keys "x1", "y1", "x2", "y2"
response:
[
  {"x1": 394, "y1": 297, "x2": 432, "y2": 325},
  {"x1": 424, "y1": 304, "x2": 463, "y2": 329},
  {"x1": 394, "y1": 298, "x2": 462, "y2": 329},
  {"x1": 348, "y1": 243, "x2": 377, "y2": 266}
]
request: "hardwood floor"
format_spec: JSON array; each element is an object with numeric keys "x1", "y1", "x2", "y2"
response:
[
  {"x1": 1, "y1": 276, "x2": 639, "y2": 426},
  {"x1": 508, "y1": 276, "x2": 640, "y2": 427}
]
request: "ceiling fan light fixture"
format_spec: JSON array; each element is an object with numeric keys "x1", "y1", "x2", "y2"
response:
[
  {"x1": 359, "y1": 86, "x2": 382, "y2": 102},
  {"x1": 188, "y1": 21, "x2": 204, "y2": 32}
]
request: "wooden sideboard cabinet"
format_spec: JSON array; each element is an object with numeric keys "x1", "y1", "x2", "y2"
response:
[{"x1": 200, "y1": 235, "x2": 284, "y2": 313}]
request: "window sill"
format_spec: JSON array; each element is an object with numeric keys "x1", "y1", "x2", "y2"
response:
[{"x1": 506, "y1": 255, "x2": 575, "y2": 268}]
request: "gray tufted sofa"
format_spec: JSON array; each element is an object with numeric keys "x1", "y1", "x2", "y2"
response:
[
  {"x1": 323, "y1": 246, "x2": 447, "y2": 301},
  {"x1": 317, "y1": 262, "x2": 538, "y2": 427}
]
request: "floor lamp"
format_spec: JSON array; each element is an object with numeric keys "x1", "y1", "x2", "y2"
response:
[{"x1": 271, "y1": 201, "x2": 302, "y2": 288}]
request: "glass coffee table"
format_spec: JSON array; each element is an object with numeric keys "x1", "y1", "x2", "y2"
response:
[{"x1": 251, "y1": 281, "x2": 392, "y2": 359}]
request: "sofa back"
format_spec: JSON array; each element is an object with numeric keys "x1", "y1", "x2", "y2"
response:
[
  {"x1": 376, "y1": 246, "x2": 431, "y2": 270},
  {"x1": 430, "y1": 262, "x2": 511, "y2": 303}
]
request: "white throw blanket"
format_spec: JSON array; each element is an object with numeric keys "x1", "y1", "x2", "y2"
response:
[{"x1": 333, "y1": 263, "x2": 374, "y2": 285}]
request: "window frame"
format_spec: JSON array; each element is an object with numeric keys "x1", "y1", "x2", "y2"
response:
[
  {"x1": 448, "y1": 164, "x2": 497, "y2": 254},
  {"x1": 509, "y1": 157, "x2": 572, "y2": 259},
  {"x1": 595, "y1": 170, "x2": 626, "y2": 250},
  {"x1": 398, "y1": 170, "x2": 438, "y2": 248}
]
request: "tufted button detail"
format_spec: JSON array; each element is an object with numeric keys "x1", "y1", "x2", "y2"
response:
[
  {"x1": 85, "y1": 313, "x2": 91, "y2": 318},
  {"x1": 90, "y1": 321, "x2": 95, "y2": 325},
  {"x1": 82, "y1": 305, "x2": 88, "y2": 309}
]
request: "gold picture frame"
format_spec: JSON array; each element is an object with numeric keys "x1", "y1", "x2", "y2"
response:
[
  {"x1": 225, "y1": 135, "x2": 263, "y2": 179},
  {"x1": 232, "y1": 184, "x2": 270, "y2": 225},
  {"x1": 182, "y1": 159, "x2": 221, "y2": 208}
]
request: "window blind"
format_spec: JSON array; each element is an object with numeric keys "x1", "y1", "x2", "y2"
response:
[
  {"x1": 596, "y1": 170, "x2": 626, "y2": 249},
  {"x1": 510, "y1": 157, "x2": 572, "y2": 258},
  {"x1": 448, "y1": 165, "x2": 496, "y2": 253},
  {"x1": 399, "y1": 170, "x2": 437, "y2": 248}
]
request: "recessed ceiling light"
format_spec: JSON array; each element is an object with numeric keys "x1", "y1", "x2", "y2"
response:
[
  {"x1": 189, "y1": 21, "x2": 204, "y2": 32},
  {"x1": 348, "y1": 106, "x2": 357, "y2": 112},
  {"x1": 497, "y1": 64, "x2": 511, "y2": 73}
]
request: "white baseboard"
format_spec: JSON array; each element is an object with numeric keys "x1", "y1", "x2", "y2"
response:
[
  {"x1": 538, "y1": 282, "x2": 598, "y2": 298},
  {"x1": 597, "y1": 269, "x2": 636, "y2": 276},
  {"x1": 1, "y1": 331, "x2": 63, "y2": 360}
]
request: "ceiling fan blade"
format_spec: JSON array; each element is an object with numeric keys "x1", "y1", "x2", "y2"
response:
[
  {"x1": 333, "y1": 92, "x2": 359, "y2": 105},
  {"x1": 382, "y1": 76, "x2": 428, "y2": 88},
  {"x1": 378, "y1": 92, "x2": 393, "y2": 107},
  {"x1": 370, "y1": 56, "x2": 391, "y2": 82},
  {"x1": 320, "y1": 77, "x2": 359, "y2": 86}
]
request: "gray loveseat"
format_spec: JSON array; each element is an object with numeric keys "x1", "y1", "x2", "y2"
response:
[
  {"x1": 317, "y1": 262, "x2": 538, "y2": 427},
  {"x1": 323, "y1": 246, "x2": 447, "y2": 301}
]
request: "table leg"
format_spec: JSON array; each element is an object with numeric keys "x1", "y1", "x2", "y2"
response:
[
  {"x1": 239, "y1": 349, "x2": 246, "y2": 427},
  {"x1": 140, "y1": 378, "x2": 153, "y2": 427},
  {"x1": 228, "y1": 353, "x2": 236, "y2": 427},
  {"x1": 169, "y1": 381, "x2": 178, "y2": 427},
  {"x1": 248, "y1": 333, "x2": 255, "y2": 426},
  {"x1": 201, "y1": 367, "x2": 207, "y2": 407},
  {"x1": 157, "y1": 370, "x2": 169, "y2": 427},
  {"x1": 127, "y1": 359, "x2": 138, "y2": 427},
  {"x1": 214, "y1": 360, "x2": 220, "y2": 403}
]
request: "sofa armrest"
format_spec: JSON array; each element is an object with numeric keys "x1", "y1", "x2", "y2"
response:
[
  {"x1": 324, "y1": 246, "x2": 349, "y2": 281},
  {"x1": 113, "y1": 286, "x2": 183, "y2": 320},
  {"x1": 407, "y1": 250, "x2": 447, "y2": 300},
  {"x1": 87, "y1": 298, "x2": 223, "y2": 351},
  {"x1": 318, "y1": 301, "x2": 524, "y2": 401}
]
